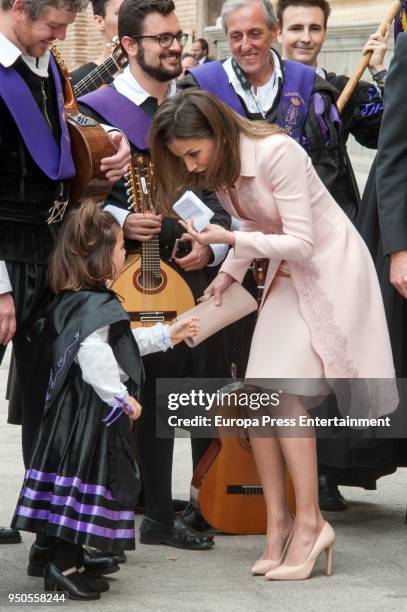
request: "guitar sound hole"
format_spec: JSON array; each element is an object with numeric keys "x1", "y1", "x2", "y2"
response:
[{"x1": 133, "y1": 268, "x2": 168, "y2": 294}]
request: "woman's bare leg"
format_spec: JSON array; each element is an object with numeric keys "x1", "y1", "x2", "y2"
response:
[
  {"x1": 250, "y1": 435, "x2": 293, "y2": 560},
  {"x1": 276, "y1": 394, "x2": 325, "y2": 565}
]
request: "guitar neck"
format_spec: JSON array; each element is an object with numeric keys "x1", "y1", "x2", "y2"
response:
[
  {"x1": 73, "y1": 56, "x2": 121, "y2": 98},
  {"x1": 141, "y1": 235, "x2": 161, "y2": 277}
]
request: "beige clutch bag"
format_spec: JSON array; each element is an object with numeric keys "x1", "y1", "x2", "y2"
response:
[{"x1": 177, "y1": 282, "x2": 258, "y2": 347}]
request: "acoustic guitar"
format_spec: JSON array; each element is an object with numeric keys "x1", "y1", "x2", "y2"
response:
[
  {"x1": 111, "y1": 154, "x2": 195, "y2": 327},
  {"x1": 73, "y1": 37, "x2": 127, "y2": 98},
  {"x1": 190, "y1": 389, "x2": 296, "y2": 535},
  {"x1": 50, "y1": 45, "x2": 116, "y2": 206}
]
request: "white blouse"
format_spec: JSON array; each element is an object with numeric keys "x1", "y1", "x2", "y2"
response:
[{"x1": 76, "y1": 322, "x2": 172, "y2": 407}]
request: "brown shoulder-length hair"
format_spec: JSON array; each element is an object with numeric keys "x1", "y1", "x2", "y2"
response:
[
  {"x1": 149, "y1": 88, "x2": 280, "y2": 215},
  {"x1": 48, "y1": 200, "x2": 121, "y2": 293}
]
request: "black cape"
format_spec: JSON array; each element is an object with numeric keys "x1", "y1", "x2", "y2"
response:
[{"x1": 12, "y1": 288, "x2": 143, "y2": 552}]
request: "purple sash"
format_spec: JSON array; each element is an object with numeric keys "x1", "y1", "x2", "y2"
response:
[
  {"x1": 275, "y1": 60, "x2": 315, "y2": 142},
  {"x1": 0, "y1": 55, "x2": 75, "y2": 180},
  {"x1": 189, "y1": 59, "x2": 316, "y2": 143},
  {"x1": 79, "y1": 87, "x2": 151, "y2": 150},
  {"x1": 188, "y1": 61, "x2": 246, "y2": 117}
]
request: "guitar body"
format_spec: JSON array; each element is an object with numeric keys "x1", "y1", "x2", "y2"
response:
[
  {"x1": 67, "y1": 112, "x2": 115, "y2": 204},
  {"x1": 50, "y1": 45, "x2": 116, "y2": 206},
  {"x1": 111, "y1": 253, "x2": 195, "y2": 327},
  {"x1": 191, "y1": 404, "x2": 296, "y2": 534}
]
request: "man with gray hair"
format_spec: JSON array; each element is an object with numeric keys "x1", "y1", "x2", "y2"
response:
[
  {"x1": 180, "y1": 0, "x2": 342, "y2": 201},
  {"x1": 0, "y1": 0, "x2": 130, "y2": 582}
]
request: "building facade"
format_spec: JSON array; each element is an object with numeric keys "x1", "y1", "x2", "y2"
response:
[{"x1": 59, "y1": 0, "x2": 395, "y2": 189}]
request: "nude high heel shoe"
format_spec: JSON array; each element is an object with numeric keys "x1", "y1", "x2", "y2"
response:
[
  {"x1": 265, "y1": 521, "x2": 335, "y2": 581},
  {"x1": 251, "y1": 526, "x2": 294, "y2": 576}
]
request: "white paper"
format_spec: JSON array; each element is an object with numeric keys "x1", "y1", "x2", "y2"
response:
[{"x1": 172, "y1": 190, "x2": 214, "y2": 232}]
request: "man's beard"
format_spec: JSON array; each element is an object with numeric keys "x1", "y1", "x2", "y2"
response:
[{"x1": 136, "y1": 46, "x2": 182, "y2": 82}]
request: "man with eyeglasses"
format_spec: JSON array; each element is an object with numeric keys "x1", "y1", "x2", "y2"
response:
[{"x1": 78, "y1": 0, "x2": 231, "y2": 550}]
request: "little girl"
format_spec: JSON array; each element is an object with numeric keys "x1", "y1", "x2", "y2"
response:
[{"x1": 11, "y1": 202, "x2": 199, "y2": 600}]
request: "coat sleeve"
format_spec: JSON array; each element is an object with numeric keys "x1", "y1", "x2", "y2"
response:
[
  {"x1": 331, "y1": 74, "x2": 383, "y2": 149},
  {"x1": 224, "y1": 135, "x2": 314, "y2": 267},
  {"x1": 376, "y1": 32, "x2": 407, "y2": 256},
  {"x1": 302, "y1": 84, "x2": 342, "y2": 196},
  {"x1": 344, "y1": 80, "x2": 383, "y2": 149}
]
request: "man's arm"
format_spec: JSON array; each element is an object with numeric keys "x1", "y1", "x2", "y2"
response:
[
  {"x1": 334, "y1": 76, "x2": 383, "y2": 149},
  {"x1": 303, "y1": 84, "x2": 343, "y2": 196},
  {"x1": 376, "y1": 32, "x2": 407, "y2": 298}
]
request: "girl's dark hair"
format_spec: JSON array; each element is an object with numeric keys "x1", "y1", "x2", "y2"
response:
[
  {"x1": 149, "y1": 88, "x2": 279, "y2": 215},
  {"x1": 48, "y1": 200, "x2": 120, "y2": 293}
]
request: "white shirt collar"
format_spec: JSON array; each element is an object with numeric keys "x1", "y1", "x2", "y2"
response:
[
  {"x1": 222, "y1": 49, "x2": 282, "y2": 116},
  {"x1": 113, "y1": 64, "x2": 177, "y2": 105},
  {"x1": 316, "y1": 66, "x2": 326, "y2": 79},
  {"x1": 198, "y1": 56, "x2": 206, "y2": 65},
  {"x1": 0, "y1": 32, "x2": 50, "y2": 77}
]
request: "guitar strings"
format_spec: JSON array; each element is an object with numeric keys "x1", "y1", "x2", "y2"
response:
[{"x1": 74, "y1": 56, "x2": 121, "y2": 97}]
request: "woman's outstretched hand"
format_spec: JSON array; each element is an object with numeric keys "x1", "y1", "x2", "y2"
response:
[
  {"x1": 170, "y1": 316, "x2": 200, "y2": 345},
  {"x1": 204, "y1": 271, "x2": 235, "y2": 306},
  {"x1": 179, "y1": 220, "x2": 235, "y2": 246}
]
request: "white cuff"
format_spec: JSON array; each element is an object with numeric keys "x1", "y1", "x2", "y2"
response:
[
  {"x1": 158, "y1": 323, "x2": 174, "y2": 351},
  {"x1": 0, "y1": 261, "x2": 12, "y2": 294},
  {"x1": 104, "y1": 204, "x2": 131, "y2": 228},
  {"x1": 208, "y1": 243, "x2": 229, "y2": 267}
]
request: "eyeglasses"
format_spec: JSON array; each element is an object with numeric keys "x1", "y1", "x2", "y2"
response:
[{"x1": 132, "y1": 32, "x2": 188, "y2": 48}]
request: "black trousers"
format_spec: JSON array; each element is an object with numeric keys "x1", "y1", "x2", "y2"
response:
[
  {"x1": 3, "y1": 261, "x2": 50, "y2": 465},
  {"x1": 136, "y1": 326, "x2": 230, "y2": 525}
]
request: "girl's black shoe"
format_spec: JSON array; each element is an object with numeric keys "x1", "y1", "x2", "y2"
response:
[{"x1": 44, "y1": 563, "x2": 100, "y2": 601}]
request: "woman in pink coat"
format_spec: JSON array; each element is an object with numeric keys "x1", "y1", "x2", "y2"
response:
[{"x1": 149, "y1": 89, "x2": 397, "y2": 581}]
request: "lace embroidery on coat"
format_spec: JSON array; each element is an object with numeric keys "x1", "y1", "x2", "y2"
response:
[
  {"x1": 45, "y1": 331, "x2": 80, "y2": 404},
  {"x1": 291, "y1": 261, "x2": 358, "y2": 378}
]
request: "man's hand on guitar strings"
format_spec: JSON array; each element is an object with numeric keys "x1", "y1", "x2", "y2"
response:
[
  {"x1": 101, "y1": 131, "x2": 131, "y2": 182},
  {"x1": 123, "y1": 212, "x2": 162, "y2": 241}
]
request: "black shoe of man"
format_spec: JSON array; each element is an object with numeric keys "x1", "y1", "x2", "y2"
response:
[
  {"x1": 139, "y1": 515, "x2": 214, "y2": 550},
  {"x1": 318, "y1": 471, "x2": 348, "y2": 511},
  {"x1": 181, "y1": 504, "x2": 220, "y2": 535}
]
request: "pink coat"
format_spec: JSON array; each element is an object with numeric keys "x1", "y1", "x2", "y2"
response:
[{"x1": 218, "y1": 132, "x2": 397, "y2": 416}]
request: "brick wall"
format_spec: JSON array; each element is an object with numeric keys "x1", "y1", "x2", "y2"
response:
[
  {"x1": 55, "y1": 5, "x2": 105, "y2": 70},
  {"x1": 58, "y1": 0, "x2": 198, "y2": 70},
  {"x1": 174, "y1": 0, "x2": 198, "y2": 47}
]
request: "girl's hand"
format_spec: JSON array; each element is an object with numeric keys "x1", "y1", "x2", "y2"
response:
[
  {"x1": 179, "y1": 220, "x2": 235, "y2": 246},
  {"x1": 169, "y1": 316, "x2": 200, "y2": 345},
  {"x1": 125, "y1": 395, "x2": 142, "y2": 421},
  {"x1": 204, "y1": 271, "x2": 235, "y2": 306}
]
